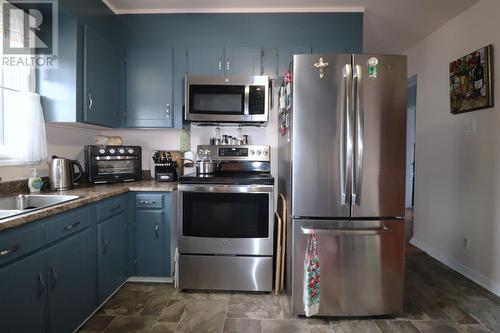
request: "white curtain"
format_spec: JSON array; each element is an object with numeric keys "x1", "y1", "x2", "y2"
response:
[
  {"x1": 0, "y1": 0, "x2": 49, "y2": 165},
  {"x1": 2, "y1": 90, "x2": 48, "y2": 165}
]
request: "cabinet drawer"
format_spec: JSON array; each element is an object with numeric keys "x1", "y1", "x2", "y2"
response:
[
  {"x1": 0, "y1": 224, "x2": 42, "y2": 266},
  {"x1": 136, "y1": 194, "x2": 163, "y2": 209},
  {"x1": 44, "y1": 208, "x2": 91, "y2": 244},
  {"x1": 97, "y1": 195, "x2": 125, "y2": 222}
]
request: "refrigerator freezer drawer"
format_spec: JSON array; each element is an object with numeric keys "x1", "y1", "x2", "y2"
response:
[
  {"x1": 179, "y1": 255, "x2": 273, "y2": 292},
  {"x1": 290, "y1": 219, "x2": 405, "y2": 316}
]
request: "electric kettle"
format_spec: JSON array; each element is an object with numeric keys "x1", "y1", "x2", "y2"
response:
[{"x1": 49, "y1": 156, "x2": 83, "y2": 190}]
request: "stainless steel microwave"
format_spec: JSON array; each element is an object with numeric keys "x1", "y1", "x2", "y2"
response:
[{"x1": 185, "y1": 75, "x2": 269, "y2": 124}]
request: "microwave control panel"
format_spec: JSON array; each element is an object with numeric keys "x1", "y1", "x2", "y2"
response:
[{"x1": 249, "y1": 85, "x2": 266, "y2": 115}]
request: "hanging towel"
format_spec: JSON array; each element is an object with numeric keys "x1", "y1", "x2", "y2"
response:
[{"x1": 303, "y1": 230, "x2": 320, "y2": 317}]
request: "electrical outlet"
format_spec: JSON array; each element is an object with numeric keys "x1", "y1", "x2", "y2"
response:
[{"x1": 462, "y1": 237, "x2": 470, "y2": 251}]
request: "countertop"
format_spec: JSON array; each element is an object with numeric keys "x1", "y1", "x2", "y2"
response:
[{"x1": 0, "y1": 180, "x2": 177, "y2": 232}]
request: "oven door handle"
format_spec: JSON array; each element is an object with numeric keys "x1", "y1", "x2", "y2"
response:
[{"x1": 178, "y1": 184, "x2": 274, "y2": 193}]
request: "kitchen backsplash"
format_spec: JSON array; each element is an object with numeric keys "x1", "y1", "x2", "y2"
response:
[{"x1": 0, "y1": 111, "x2": 278, "y2": 182}]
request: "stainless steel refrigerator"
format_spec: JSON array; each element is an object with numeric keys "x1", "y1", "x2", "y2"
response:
[{"x1": 278, "y1": 53, "x2": 407, "y2": 317}]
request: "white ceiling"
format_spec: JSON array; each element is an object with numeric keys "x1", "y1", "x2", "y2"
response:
[{"x1": 102, "y1": 0, "x2": 479, "y2": 53}]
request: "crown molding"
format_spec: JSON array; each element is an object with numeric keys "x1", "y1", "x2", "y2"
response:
[{"x1": 101, "y1": 2, "x2": 365, "y2": 15}]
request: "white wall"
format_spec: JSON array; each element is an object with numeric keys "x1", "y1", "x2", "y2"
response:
[
  {"x1": 405, "y1": 0, "x2": 500, "y2": 295},
  {"x1": 0, "y1": 84, "x2": 280, "y2": 182}
]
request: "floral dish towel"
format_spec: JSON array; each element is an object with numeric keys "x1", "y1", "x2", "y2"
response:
[{"x1": 303, "y1": 229, "x2": 320, "y2": 317}]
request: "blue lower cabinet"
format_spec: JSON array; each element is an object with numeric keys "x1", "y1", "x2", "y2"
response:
[
  {"x1": 98, "y1": 212, "x2": 128, "y2": 303},
  {"x1": 0, "y1": 251, "x2": 46, "y2": 333},
  {"x1": 134, "y1": 193, "x2": 171, "y2": 277},
  {"x1": 46, "y1": 227, "x2": 96, "y2": 333},
  {"x1": 136, "y1": 210, "x2": 165, "y2": 276}
]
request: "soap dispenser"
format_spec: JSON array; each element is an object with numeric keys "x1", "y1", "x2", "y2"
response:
[{"x1": 28, "y1": 168, "x2": 43, "y2": 193}]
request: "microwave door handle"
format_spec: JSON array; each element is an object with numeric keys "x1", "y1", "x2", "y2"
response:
[{"x1": 244, "y1": 86, "x2": 250, "y2": 115}]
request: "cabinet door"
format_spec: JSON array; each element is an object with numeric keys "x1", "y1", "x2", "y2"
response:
[
  {"x1": 126, "y1": 47, "x2": 173, "y2": 128},
  {"x1": 0, "y1": 252, "x2": 46, "y2": 333},
  {"x1": 278, "y1": 46, "x2": 311, "y2": 76},
  {"x1": 98, "y1": 213, "x2": 128, "y2": 303},
  {"x1": 186, "y1": 46, "x2": 224, "y2": 75},
  {"x1": 46, "y1": 228, "x2": 96, "y2": 333},
  {"x1": 136, "y1": 210, "x2": 165, "y2": 276},
  {"x1": 84, "y1": 25, "x2": 117, "y2": 127},
  {"x1": 224, "y1": 46, "x2": 262, "y2": 76}
]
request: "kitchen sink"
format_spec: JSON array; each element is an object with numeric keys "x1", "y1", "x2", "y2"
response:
[{"x1": 0, "y1": 194, "x2": 80, "y2": 220}]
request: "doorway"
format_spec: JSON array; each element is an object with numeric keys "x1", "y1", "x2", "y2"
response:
[{"x1": 405, "y1": 75, "x2": 417, "y2": 241}]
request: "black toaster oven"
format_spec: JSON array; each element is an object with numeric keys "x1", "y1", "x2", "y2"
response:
[{"x1": 84, "y1": 145, "x2": 142, "y2": 184}]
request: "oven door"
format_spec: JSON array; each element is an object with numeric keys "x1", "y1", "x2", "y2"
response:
[
  {"x1": 178, "y1": 184, "x2": 274, "y2": 256},
  {"x1": 90, "y1": 155, "x2": 141, "y2": 182}
]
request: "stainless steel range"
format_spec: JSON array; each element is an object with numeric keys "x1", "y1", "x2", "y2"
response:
[{"x1": 178, "y1": 145, "x2": 274, "y2": 292}]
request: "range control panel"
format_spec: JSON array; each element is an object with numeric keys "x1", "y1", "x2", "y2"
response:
[{"x1": 197, "y1": 145, "x2": 270, "y2": 162}]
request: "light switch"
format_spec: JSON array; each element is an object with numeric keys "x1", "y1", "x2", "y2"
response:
[{"x1": 463, "y1": 118, "x2": 477, "y2": 133}]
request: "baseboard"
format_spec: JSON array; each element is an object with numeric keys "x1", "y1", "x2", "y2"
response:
[
  {"x1": 410, "y1": 237, "x2": 500, "y2": 297},
  {"x1": 127, "y1": 276, "x2": 174, "y2": 283}
]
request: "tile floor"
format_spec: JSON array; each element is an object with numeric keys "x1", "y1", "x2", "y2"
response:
[{"x1": 78, "y1": 247, "x2": 500, "y2": 333}]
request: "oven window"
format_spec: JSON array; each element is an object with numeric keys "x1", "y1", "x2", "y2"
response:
[
  {"x1": 95, "y1": 160, "x2": 135, "y2": 175},
  {"x1": 183, "y1": 192, "x2": 269, "y2": 238},
  {"x1": 189, "y1": 85, "x2": 245, "y2": 114}
]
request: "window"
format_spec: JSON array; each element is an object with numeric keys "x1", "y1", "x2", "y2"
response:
[{"x1": 0, "y1": 1, "x2": 47, "y2": 166}]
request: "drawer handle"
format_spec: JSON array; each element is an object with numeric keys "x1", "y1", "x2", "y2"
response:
[
  {"x1": 154, "y1": 224, "x2": 160, "y2": 238},
  {"x1": 0, "y1": 245, "x2": 19, "y2": 257},
  {"x1": 38, "y1": 272, "x2": 45, "y2": 298},
  {"x1": 63, "y1": 221, "x2": 80, "y2": 231},
  {"x1": 110, "y1": 204, "x2": 121, "y2": 212},
  {"x1": 139, "y1": 200, "x2": 155, "y2": 205}
]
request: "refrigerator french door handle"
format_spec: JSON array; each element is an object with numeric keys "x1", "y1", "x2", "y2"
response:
[
  {"x1": 340, "y1": 64, "x2": 353, "y2": 206},
  {"x1": 301, "y1": 224, "x2": 391, "y2": 236},
  {"x1": 352, "y1": 64, "x2": 364, "y2": 206}
]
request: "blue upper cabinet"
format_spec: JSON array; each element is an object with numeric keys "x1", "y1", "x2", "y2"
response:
[
  {"x1": 38, "y1": 7, "x2": 83, "y2": 123},
  {"x1": 83, "y1": 25, "x2": 117, "y2": 127},
  {"x1": 277, "y1": 46, "x2": 312, "y2": 76},
  {"x1": 186, "y1": 46, "x2": 224, "y2": 75},
  {"x1": 126, "y1": 47, "x2": 174, "y2": 128},
  {"x1": 186, "y1": 46, "x2": 262, "y2": 76},
  {"x1": 224, "y1": 46, "x2": 262, "y2": 76}
]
